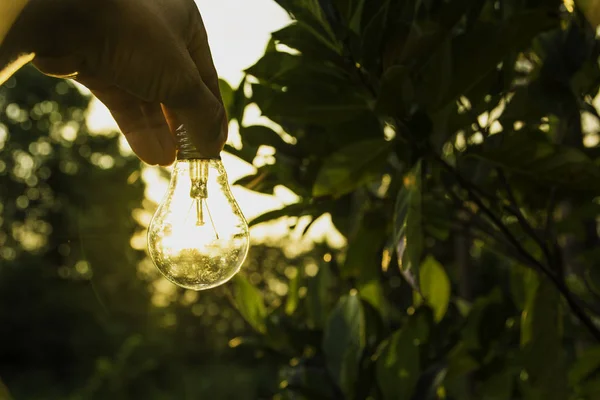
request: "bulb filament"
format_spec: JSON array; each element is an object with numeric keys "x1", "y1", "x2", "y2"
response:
[{"x1": 190, "y1": 161, "x2": 208, "y2": 226}]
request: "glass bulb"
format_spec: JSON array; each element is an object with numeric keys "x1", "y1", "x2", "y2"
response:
[{"x1": 147, "y1": 128, "x2": 249, "y2": 290}]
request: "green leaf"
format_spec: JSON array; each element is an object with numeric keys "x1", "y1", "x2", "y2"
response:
[
  {"x1": 392, "y1": 161, "x2": 423, "y2": 278},
  {"x1": 224, "y1": 144, "x2": 257, "y2": 165},
  {"x1": 577, "y1": 0, "x2": 600, "y2": 27},
  {"x1": 360, "y1": 1, "x2": 388, "y2": 70},
  {"x1": 313, "y1": 139, "x2": 392, "y2": 197},
  {"x1": 232, "y1": 275, "x2": 267, "y2": 334},
  {"x1": 569, "y1": 346, "x2": 600, "y2": 386},
  {"x1": 442, "y1": 11, "x2": 558, "y2": 107},
  {"x1": 445, "y1": 342, "x2": 479, "y2": 380},
  {"x1": 343, "y1": 210, "x2": 388, "y2": 317},
  {"x1": 246, "y1": 51, "x2": 348, "y2": 87},
  {"x1": 0, "y1": 378, "x2": 12, "y2": 400},
  {"x1": 467, "y1": 131, "x2": 600, "y2": 193},
  {"x1": 307, "y1": 261, "x2": 334, "y2": 329},
  {"x1": 234, "y1": 166, "x2": 279, "y2": 195},
  {"x1": 285, "y1": 267, "x2": 301, "y2": 315},
  {"x1": 520, "y1": 271, "x2": 568, "y2": 400},
  {"x1": 218, "y1": 78, "x2": 235, "y2": 121},
  {"x1": 252, "y1": 83, "x2": 369, "y2": 125},
  {"x1": 248, "y1": 202, "x2": 315, "y2": 227},
  {"x1": 275, "y1": 0, "x2": 337, "y2": 43},
  {"x1": 479, "y1": 369, "x2": 514, "y2": 400},
  {"x1": 376, "y1": 65, "x2": 414, "y2": 117},
  {"x1": 376, "y1": 311, "x2": 430, "y2": 400},
  {"x1": 272, "y1": 21, "x2": 341, "y2": 61},
  {"x1": 231, "y1": 75, "x2": 249, "y2": 123},
  {"x1": 419, "y1": 37, "x2": 452, "y2": 110},
  {"x1": 322, "y1": 293, "x2": 366, "y2": 398},
  {"x1": 462, "y1": 288, "x2": 503, "y2": 351},
  {"x1": 245, "y1": 52, "x2": 302, "y2": 83},
  {"x1": 333, "y1": 0, "x2": 366, "y2": 33},
  {"x1": 240, "y1": 125, "x2": 295, "y2": 155},
  {"x1": 418, "y1": 256, "x2": 451, "y2": 323}
]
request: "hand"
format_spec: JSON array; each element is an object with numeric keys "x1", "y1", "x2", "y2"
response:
[{"x1": 2, "y1": 0, "x2": 227, "y2": 165}]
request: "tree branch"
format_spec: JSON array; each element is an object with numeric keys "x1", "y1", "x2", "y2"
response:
[
  {"x1": 435, "y1": 155, "x2": 600, "y2": 342},
  {"x1": 497, "y1": 169, "x2": 554, "y2": 267}
]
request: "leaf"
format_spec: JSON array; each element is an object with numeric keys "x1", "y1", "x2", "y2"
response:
[
  {"x1": 411, "y1": 363, "x2": 448, "y2": 400},
  {"x1": 232, "y1": 275, "x2": 267, "y2": 334},
  {"x1": 248, "y1": 202, "x2": 315, "y2": 227},
  {"x1": 441, "y1": 10, "x2": 558, "y2": 107},
  {"x1": 275, "y1": 0, "x2": 338, "y2": 43},
  {"x1": 272, "y1": 21, "x2": 342, "y2": 61},
  {"x1": 418, "y1": 256, "x2": 451, "y2": 323},
  {"x1": 445, "y1": 342, "x2": 479, "y2": 380},
  {"x1": 466, "y1": 131, "x2": 600, "y2": 193},
  {"x1": 234, "y1": 166, "x2": 279, "y2": 195},
  {"x1": 479, "y1": 369, "x2": 514, "y2": 400},
  {"x1": 251, "y1": 83, "x2": 369, "y2": 125},
  {"x1": 231, "y1": 75, "x2": 249, "y2": 123},
  {"x1": 461, "y1": 288, "x2": 503, "y2": 351},
  {"x1": 360, "y1": 0, "x2": 389, "y2": 70},
  {"x1": 376, "y1": 311, "x2": 430, "y2": 400},
  {"x1": 569, "y1": 346, "x2": 600, "y2": 386},
  {"x1": 348, "y1": 0, "x2": 366, "y2": 33},
  {"x1": 218, "y1": 79, "x2": 235, "y2": 121},
  {"x1": 307, "y1": 261, "x2": 334, "y2": 328},
  {"x1": 313, "y1": 139, "x2": 393, "y2": 197},
  {"x1": 577, "y1": 0, "x2": 600, "y2": 28},
  {"x1": 240, "y1": 125, "x2": 296, "y2": 156},
  {"x1": 520, "y1": 271, "x2": 568, "y2": 400},
  {"x1": 343, "y1": 210, "x2": 388, "y2": 317},
  {"x1": 392, "y1": 161, "x2": 423, "y2": 279},
  {"x1": 322, "y1": 293, "x2": 366, "y2": 398},
  {"x1": 285, "y1": 267, "x2": 301, "y2": 315},
  {"x1": 245, "y1": 51, "x2": 302, "y2": 83},
  {"x1": 419, "y1": 37, "x2": 452, "y2": 110},
  {"x1": 246, "y1": 51, "x2": 348, "y2": 88},
  {"x1": 0, "y1": 378, "x2": 12, "y2": 400},
  {"x1": 224, "y1": 144, "x2": 257, "y2": 165},
  {"x1": 376, "y1": 65, "x2": 414, "y2": 117}
]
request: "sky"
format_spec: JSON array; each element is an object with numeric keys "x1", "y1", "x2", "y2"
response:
[{"x1": 86, "y1": 0, "x2": 345, "y2": 253}]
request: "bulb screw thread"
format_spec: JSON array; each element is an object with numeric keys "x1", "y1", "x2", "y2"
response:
[{"x1": 175, "y1": 125, "x2": 220, "y2": 160}]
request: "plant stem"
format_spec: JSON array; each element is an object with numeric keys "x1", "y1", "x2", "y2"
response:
[
  {"x1": 497, "y1": 169, "x2": 554, "y2": 266},
  {"x1": 435, "y1": 155, "x2": 600, "y2": 342}
]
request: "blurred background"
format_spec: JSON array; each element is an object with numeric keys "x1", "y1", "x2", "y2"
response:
[
  {"x1": 0, "y1": 1, "x2": 338, "y2": 399},
  {"x1": 3, "y1": 0, "x2": 600, "y2": 399}
]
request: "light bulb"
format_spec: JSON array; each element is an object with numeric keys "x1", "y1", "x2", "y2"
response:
[{"x1": 147, "y1": 126, "x2": 249, "y2": 290}]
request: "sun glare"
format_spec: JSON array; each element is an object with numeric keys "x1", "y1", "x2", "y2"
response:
[{"x1": 82, "y1": 0, "x2": 346, "y2": 254}]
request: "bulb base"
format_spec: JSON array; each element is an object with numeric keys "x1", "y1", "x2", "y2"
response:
[{"x1": 175, "y1": 125, "x2": 221, "y2": 161}]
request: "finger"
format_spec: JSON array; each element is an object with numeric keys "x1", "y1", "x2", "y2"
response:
[
  {"x1": 186, "y1": 11, "x2": 221, "y2": 101},
  {"x1": 33, "y1": 55, "x2": 176, "y2": 166},
  {"x1": 173, "y1": 9, "x2": 227, "y2": 156},
  {"x1": 99, "y1": 35, "x2": 224, "y2": 159},
  {"x1": 32, "y1": 55, "x2": 81, "y2": 79},
  {"x1": 80, "y1": 77, "x2": 176, "y2": 166}
]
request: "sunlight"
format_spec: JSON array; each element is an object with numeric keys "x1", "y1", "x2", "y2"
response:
[{"x1": 81, "y1": 0, "x2": 347, "y2": 254}]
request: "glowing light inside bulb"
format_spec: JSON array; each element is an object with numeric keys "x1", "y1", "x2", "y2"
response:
[{"x1": 148, "y1": 160, "x2": 249, "y2": 290}]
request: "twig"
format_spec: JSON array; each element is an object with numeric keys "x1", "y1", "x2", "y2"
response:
[
  {"x1": 441, "y1": 180, "x2": 539, "y2": 266},
  {"x1": 497, "y1": 169, "x2": 554, "y2": 266},
  {"x1": 544, "y1": 187, "x2": 558, "y2": 240},
  {"x1": 435, "y1": 155, "x2": 600, "y2": 342}
]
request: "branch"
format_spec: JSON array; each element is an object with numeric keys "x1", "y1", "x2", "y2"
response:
[
  {"x1": 497, "y1": 169, "x2": 554, "y2": 266},
  {"x1": 435, "y1": 155, "x2": 600, "y2": 342}
]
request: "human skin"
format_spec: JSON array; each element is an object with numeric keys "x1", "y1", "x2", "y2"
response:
[{"x1": 0, "y1": 0, "x2": 227, "y2": 165}]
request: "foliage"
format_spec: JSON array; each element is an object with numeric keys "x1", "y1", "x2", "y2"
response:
[
  {"x1": 0, "y1": 67, "x2": 308, "y2": 399},
  {"x1": 225, "y1": 0, "x2": 600, "y2": 398}
]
